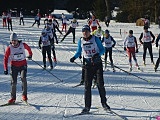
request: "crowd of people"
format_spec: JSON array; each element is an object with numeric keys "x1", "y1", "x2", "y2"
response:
[{"x1": 2, "y1": 11, "x2": 160, "y2": 114}]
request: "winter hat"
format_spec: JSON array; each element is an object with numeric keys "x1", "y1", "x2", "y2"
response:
[
  {"x1": 129, "y1": 30, "x2": 133, "y2": 34},
  {"x1": 105, "y1": 29, "x2": 109, "y2": 34},
  {"x1": 82, "y1": 25, "x2": 90, "y2": 32},
  {"x1": 143, "y1": 25, "x2": 148, "y2": 30},
  {"x1": 10, "y1": 32, "x2": 18, "y2": 41}
]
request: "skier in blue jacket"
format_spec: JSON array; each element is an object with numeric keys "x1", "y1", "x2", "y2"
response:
[{"x1": 70, "y1": 25, "x2": 110, "y2": 114}]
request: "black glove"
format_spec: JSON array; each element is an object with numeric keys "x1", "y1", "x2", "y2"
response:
[
  {"x1": 124, "y1": 47, "x2": 126, "y2": 51},
  {"x1": 27, "y1": 55, "x2": 32, "y2": 60},
  {"x1": 112, "y1": 45, "x2": 115, "y2": 47},
  {"x1": 56, "y1": 40, "x2": 58, "y2": 44},
  {"x1": 4, "y1": 70, "x2": 8, "y2": 75},
  {"x1": 79, "y1": 55, "x2": 82, "y2": 59},
  {"x1": 92, "y1": 53, "x2": 99, "y2": 59},
  {"x1": 39, "y1": 46, "x2": 41, "y2": 49},
  {"x1": 70, "y1": 57, "x2": 76, "y2": 63},
  {"x1": 135, "y1": 49, "x2": 138, "y2": 53}
]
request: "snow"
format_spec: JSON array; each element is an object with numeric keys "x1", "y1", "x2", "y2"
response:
[{"x1": 0, "y1": 17, "x2": 160, "y2": 120}]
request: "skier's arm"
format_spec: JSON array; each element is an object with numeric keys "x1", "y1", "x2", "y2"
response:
[
  {"x1": 134, "y1": 37, "x2": 138, "y2": 49},
  {"x1": 3, "y1": 47, "x2": 10, "y2": 71},
  {"x1": 156, "y1": 34, "x2": 160, "y2": 47},
  {"x1": 23, "y1": 43, "x2": 33, "y2": 56},
  {"x1": 73, "y1": 39, "x2": 82, "y2": 59},
  {"x1": 150, "y1": 31, "x2": 155, "y2": 43},
  {"x1": 111, "y1": 36, "x2": 116, "y2": 47},
  {"x1": 139, "y1": 33, "x2": 143, "y2": 44}
]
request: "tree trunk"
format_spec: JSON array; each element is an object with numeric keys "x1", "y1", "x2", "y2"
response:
[{"x1": 104, "y1": 0, "x2": 111, "y2": 18}]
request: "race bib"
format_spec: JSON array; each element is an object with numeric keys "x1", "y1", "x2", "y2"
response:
[{"x1": 13, "y1": 53, "x2": 24, "y2": 60}]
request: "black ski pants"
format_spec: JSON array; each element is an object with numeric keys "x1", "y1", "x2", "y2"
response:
[
  {"x1": 63, "y1": 27, "x2": 75, "y2": 43},
  {"x1": 104, "y1": 47, "x2": 113, "y2": 65},
  {"x1": 83, "y1": 62, "x2": 107, "y2": 109},
  {"x1": 155, "y1": 47, "x2": 160, "y2": 69},
  {"x1": 42, "y1": 45, "x2": 53, "y2": 67},
  {"x1": 7, "y1": 19, "x2": 12, "y2": 31},
  {"x1": 143, "y1": 42, "x2": 153, "y2": 62}
]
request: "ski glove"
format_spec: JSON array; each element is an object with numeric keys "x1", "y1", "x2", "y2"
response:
[
  {"x1": 70, "y1": 57, "x2": 76, "y2": 63},
  {"x1": 135, "y1": 49, "x2": 138, "y2": 53},
  {"x1": 112, "y1": 45, "x2": 115, "y2": 47},
  {"x1": 124, "y1": 47, "x2": 126, "y2": 51},
  {"x1": 92, "y1": 53, "x2": 99, "y2": 59},
  {"x1": 39, "y1": 46, "x2": 41, "y2": 49},
  {"x1": 27, "y1": 55, "x2": 32, "y2": 60},
  {"x1": 56, "y1": 40, "x2": 58, "y2": 44},
  {"x1": 4, "y1": 70, "x2": 8, "y2": 75},
  {"x1": 79, "y1": 55, "x2": 82, "y2": 59}
]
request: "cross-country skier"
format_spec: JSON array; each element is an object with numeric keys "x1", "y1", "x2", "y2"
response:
[
  {"x1": 32, "y1": 14, "x2": 41, "y2": 28},
  {"x1": 154, "y1": 34, "x2": 160, "y2": 72},
  {"x1": 60, "y1": 18, "x2": 78, "y2": 43},
  {"x1": 102, "y1": 29, "x2": 116, "y2": 71},
  {"x1": 104, "y1": 16, "x2": 110, "y2": 27},
  {"x1": 139, "y1": 26, "x2": 155, "y2": 66},
  {"x1": 88, "y1": 15, "x2": 100, "y2": 32},
  {"x1": 2, "y1": 11, "x2": 7, "y2": 27},
  {"x1": 38, "y1": 29, "x2": 53, "y2": 69},
  {"x1": 92, "y1": 26, "x2": 104, "y2": 40},
  {"x1": 48, "y1": 19, "x2": 62, "y2": 42},
  {"x1": 7, "y1": 11, "x2": 13, "y2": 31},
  {"x1": 19, "y1": 11, "x2": 24, "y2": 26},
  {"x1": 3, "y1": 32, "x2": 32, "y2": 104},
  {"x1": 70, "y1": 25, "x2": 110, "y2": 114},
  {"x1": 45, "y1": 23, "x2": 58, "y2": 63},
  {"x1": 61, "y1": 13, "x2": 68, "y2": 33},
  {"x1": 124, "y1": 30, "x2": 140, "y2": 71},
  {"x1": 44, "y1": 14, "x2": 49, "y2": 25}
]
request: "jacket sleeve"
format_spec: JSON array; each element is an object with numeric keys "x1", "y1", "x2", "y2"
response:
[
  {"x1": 139, "y1": 33, "x2": 143, "y2": 44},
  {"x1": 95, "y1": 37, "x2": 104, "y2": 56},
  {"x1": 150, "y1": 31, "x2": 155, "y2": 43},
  {"x1": 134, "y1": 36, "x2": 138, "y2": 49},
  {"x1": 111, "y1": 36, "x2": 116, "y2": 46},
  {"x1": 23, "y1": 43, "x2": 33, "y2": 56},
  {"x1": 156, "y1": 34, "x2": 160, "y2": 47},
  {"x1": 73, "y1": 39, "x2": 82, "y2": 59},
  {"x1": 3, "y1": 46, "x2": 10, "y2": 70}
]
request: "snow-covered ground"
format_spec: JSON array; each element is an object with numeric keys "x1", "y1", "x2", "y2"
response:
[{"x1": 0, "y1": 17, "x2": 160, "y2": 120}]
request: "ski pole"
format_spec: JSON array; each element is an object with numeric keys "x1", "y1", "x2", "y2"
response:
[
  {"x1": 74, "y1": 61, "x2": 82, "y2": 68},
  {"x1": 31, "y1": 59, "x2": 63, "y2": 82},
  {"x1": 114, "y1": 47, "x2": 128, "y2": 57},
  {"x1": 106, "y1": 62, "x2": 151, "y2": 83}
]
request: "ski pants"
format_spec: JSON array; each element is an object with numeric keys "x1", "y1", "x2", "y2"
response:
[
  {"x1": 7, "y1": 19, "x2": 12, "y2": 31},
  {"x1": 143, "y1": 42, "x2": 153, "y2": 62},
  {"x1": 19, "y1": 17, "x2": 24, "y2": 25},
  {"x1": 32, "y1": 20, "x2": 40, "y2": 27},
  {"x1": 105, "y1": 47, "x2": 113, "y2": 66},
  {"x1": 62, "y1": 23, "x2": 67, "y2": 32},
  {"x1": 10, "y1": 65, "x2": 27, "y2": 99},
  {"x1": 126, "y1": 47, "x2": 138, "y2": 65},
  {"x1": 3, "y1": 18, "x2": 7, "y2": 27},
  {"x1": 83, "y1": 62, "x2": 107, "y2": 109},
  {"x1": 42, "y1": 45, "x2": 53, "y2": 67},
  {"x1": 63, "y1": 27, "x2": 75, "y2": 43},
  {"x1": 155, "y1": 47, "x2": 160, "y2": 69}
]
